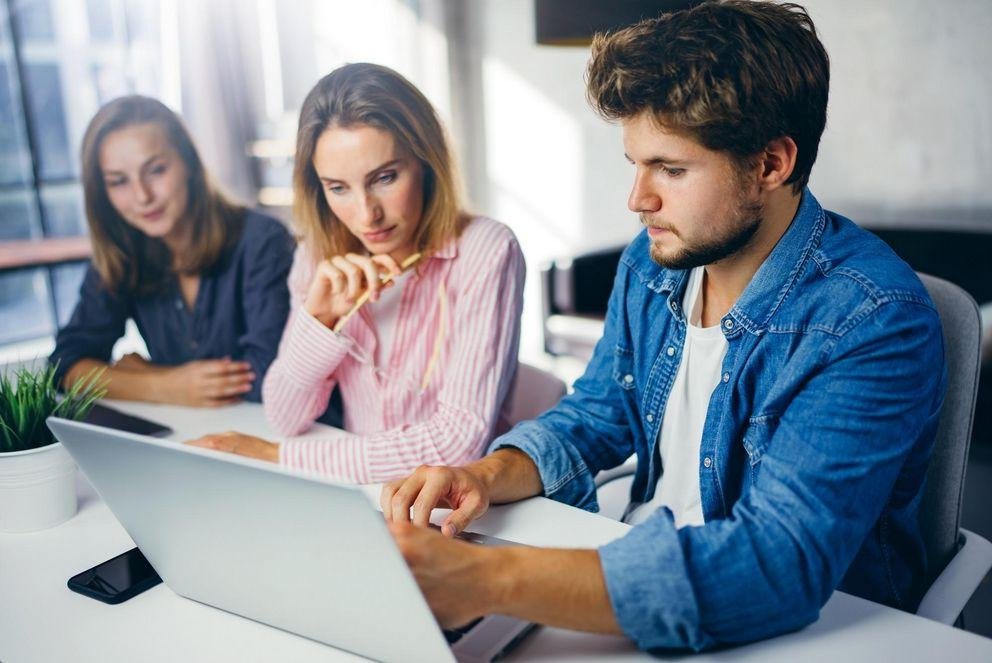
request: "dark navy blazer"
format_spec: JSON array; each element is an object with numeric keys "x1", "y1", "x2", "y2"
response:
[{"x1": 50, "y1": 210, "x2": 294, "y2": 403}]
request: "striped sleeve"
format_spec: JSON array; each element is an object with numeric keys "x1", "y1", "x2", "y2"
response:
[
  {"x1": 262, "y1": 244, "x2": 352, "y2": 435},
  {"x1": 279, "y1": 220, "x2": 525, "y2": 483}
]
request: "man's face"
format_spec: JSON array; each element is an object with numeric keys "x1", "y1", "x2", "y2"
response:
[{"x1": 622, "y1": 112, "x2": 763, "y2": 269}]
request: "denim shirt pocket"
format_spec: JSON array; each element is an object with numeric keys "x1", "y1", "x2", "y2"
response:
[
  {"x1": 612, "y1": 345, "x2": 637, "y2": 391},
  {"x1": 742, "y1": 415, "x2": 779, "y2": 484}
]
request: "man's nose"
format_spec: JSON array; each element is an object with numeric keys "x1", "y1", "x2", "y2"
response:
[{"x1": 628, "y1": 170, "x2": 661, "y2": 215}]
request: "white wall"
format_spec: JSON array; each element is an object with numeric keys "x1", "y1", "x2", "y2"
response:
[
  {"x1": 461, "y1": 0, "x2": 992, "y2": 360},
  {"x1": 804, "y1": 0, "x2": 992, "y2": 219}
]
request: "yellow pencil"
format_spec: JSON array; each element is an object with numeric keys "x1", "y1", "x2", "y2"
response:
[{"x1": 332, "y1": 252, "x2": 422, "y2": 333}]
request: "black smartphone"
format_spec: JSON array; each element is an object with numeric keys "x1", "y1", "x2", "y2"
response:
[
  {"x1": 82, "y1": 402, "x2": 173, "y2": 437},
  {"x1": 67, "y1": 547, "x2": 163, "y2": 604}
]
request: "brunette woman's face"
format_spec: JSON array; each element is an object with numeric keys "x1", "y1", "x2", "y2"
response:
[
  {"x1": 98, "y1": 122, "x2": 190, "y2": 243},
  {"x1": 312, "y1": 124, "x2": 425, "y2": 260}
]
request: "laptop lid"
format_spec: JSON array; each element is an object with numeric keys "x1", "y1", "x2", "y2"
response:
[{"x1": 48, "y1": 417, "x2": 454, "y2": 663}]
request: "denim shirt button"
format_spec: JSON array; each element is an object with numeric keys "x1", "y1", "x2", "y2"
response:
[
  {"x1": 722, "y1": 372, "x2": 730, "y2": 383},
  {"x1": 624, "y1": 374, "x2": 634, "y2": 384},
  {"x1": 646, "y1": 413, "x2": 654, "y2": 423},
  {"x1": 703, "y1": 456, "x2": 712, "y2": 468},
  {"x1": 666, "y1": 346, "x2": 675, "y2": 357},
  {"x1": 724, "y1": 318, "x2": 734, "y2": 329}
]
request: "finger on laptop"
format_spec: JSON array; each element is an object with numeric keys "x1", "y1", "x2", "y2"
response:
[
  {"x1": 380, "y1": 478, "x2": 406, "y2": 519},
  {"x1": 440, "y1": 492, "x2": 485, "y2": 537},
  {"x1": 411, "y1": 476, "x2": 449, "y2": 528},
  {"x1": 385, "y1": 467, "x2": 435, "y2": 523}
]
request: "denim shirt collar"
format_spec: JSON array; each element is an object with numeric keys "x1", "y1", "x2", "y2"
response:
[
  {"x1": 634, "y1": 187, "x2": 825, "y2": 333},
  {"x1": 730, "y1": 188, "x2": 825, "y2": 335}
]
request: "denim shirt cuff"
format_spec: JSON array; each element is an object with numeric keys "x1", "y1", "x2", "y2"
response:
[
  {"x1": 488, "y1": 420, "x2": 600, "y2": 512},
  {"x1": 599, "y1": 509, "x2": 714, "y2": 652}
]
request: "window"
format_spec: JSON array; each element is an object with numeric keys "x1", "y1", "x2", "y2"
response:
[{"x1": 0, "y1": 0, "x2": 164, "y2": 348}]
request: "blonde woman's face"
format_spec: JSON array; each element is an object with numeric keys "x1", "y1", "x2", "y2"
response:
[
  {"x1": 312, "y1": 124, "x2": 425, "y2": 261},
  {"x1": 98, "y1": 122, "x2": 190, "y2": 243}
]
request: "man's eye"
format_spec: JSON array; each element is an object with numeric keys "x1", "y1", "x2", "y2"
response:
[{"x1": 662, "y1": 167, "x2": 685, "y2": 177}]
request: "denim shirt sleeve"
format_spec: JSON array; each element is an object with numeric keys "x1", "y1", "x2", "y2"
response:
[
  {"x1": 489, "y1": 253, "x2": 636, "y2": 511},
  {"x1": 49, "y1": 263, "x2": 128, "y2": 387},
  {"x1": 235, "y1": 217, "x2": 295, "y2": 402},
  {"x1": 598, "y1": 298, "x2": 945, "y2": 652}
]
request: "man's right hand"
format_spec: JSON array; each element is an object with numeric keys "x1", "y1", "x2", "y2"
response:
[{"x1": 381, "y1": 464, "x2": 492, "y2": 537}]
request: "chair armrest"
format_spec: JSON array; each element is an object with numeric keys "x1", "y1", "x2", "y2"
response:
[
  {"x1": 916, "y1": 528, "x2": 992, "y2": 624},
  {"x1": 594, "y1": 457, "x2": 637, "y2": 488}
]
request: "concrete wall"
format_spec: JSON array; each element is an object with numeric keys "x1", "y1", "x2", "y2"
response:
[{"x1": 458, "y1": 0, "x2": 992, "y2": 358}]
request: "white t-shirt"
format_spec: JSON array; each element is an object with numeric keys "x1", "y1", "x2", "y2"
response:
[
  {"x1": 625, "y1": 266, "x2": 729, "y2": 528},
  {"x1": 369, "y1": 270, "x2": 413, "y2": 365}
]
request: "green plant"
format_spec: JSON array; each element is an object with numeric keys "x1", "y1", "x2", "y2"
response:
[{"x1": 0, "y1": 363, "x2": 106, "y2": 453}]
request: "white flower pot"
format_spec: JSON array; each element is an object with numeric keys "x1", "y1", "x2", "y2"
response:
[{"x1": 0, "y1": 442, "x2": 78, "y2": 533}]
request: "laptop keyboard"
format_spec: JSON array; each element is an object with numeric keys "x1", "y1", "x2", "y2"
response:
[{"x1": 443, "y1": 617, "x2": 483, "y2": 644}]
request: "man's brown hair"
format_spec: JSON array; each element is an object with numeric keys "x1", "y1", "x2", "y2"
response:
[{"x1": 586, "y1": 0, "x2": 829, "y2": 192}]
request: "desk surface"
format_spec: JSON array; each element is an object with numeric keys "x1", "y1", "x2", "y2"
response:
[{"x1": 2, "y1": 401, "x2": 991, "y2": 662}]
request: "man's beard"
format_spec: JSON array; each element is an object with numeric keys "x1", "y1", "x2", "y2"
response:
[{"x1": 644, "y1": 193, "x2": 764, "y2": 270}]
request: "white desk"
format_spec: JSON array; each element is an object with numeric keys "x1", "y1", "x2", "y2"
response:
[{"x1": 2, "y1": 401, "x2": 991, "y2": 662}]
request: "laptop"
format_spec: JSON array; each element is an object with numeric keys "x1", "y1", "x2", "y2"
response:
[{"x1": 47, "y1": 417, "x2": 535, "y2": 663}]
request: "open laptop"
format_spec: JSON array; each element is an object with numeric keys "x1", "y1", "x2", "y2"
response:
[{"x1": 47, "y1": 417, "x2": 535, "y2": 663}]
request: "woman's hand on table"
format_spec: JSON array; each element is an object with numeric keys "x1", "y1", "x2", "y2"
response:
[
  {"x1": 162, "y1": 359, "x2": 255, "y2": 407},
  {"x1": 186, "y1": 431, "x2": 279, "y2": 463}
]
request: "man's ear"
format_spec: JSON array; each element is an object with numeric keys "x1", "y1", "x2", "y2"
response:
[{"x1": 758, "y1": 136, "x2": 799, "y2": 191}]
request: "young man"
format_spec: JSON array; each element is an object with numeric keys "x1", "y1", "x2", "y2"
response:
[{"x1": 381, "y1": 0, "x2": 946, "y2": 652}]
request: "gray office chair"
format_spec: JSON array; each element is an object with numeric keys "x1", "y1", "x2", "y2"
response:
[
  {"x1": 506, "y1": 362, "x2": 567, "y2": 426},
  {"x1": 915, "y1": 273, "x2": 992, "y2": 624},
  {"x1": 594, "y1": 273, "x2": 992, "y2": 625}
]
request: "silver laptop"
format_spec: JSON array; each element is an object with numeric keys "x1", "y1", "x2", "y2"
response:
[{"x1": 48, "y1": 417, "x2": 535, "y2": 663}]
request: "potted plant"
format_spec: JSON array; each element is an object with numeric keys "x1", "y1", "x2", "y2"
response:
[{"x1": 0, "y1": 363, "x2": 105, "y2": 533}]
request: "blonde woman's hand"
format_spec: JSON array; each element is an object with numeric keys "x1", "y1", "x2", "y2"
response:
[
  {"x1": 303, "y1": 252, "x2": 403, "y2": 328},
  {"x1": 186, "y1": 431, "x2": 279, "y2": 462}
]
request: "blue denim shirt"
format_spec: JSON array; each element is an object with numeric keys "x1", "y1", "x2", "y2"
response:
[{"x1": 490, "y1": 190, "x2": 946, "y2": 651}]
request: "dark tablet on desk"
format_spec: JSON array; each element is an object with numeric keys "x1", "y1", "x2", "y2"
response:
[{"x1": 82, "y1": 402, "x2": 173, "y2": 437}]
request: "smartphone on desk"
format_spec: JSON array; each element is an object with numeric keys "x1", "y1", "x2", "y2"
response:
[
  {"x1": 82, "y1": 402, "x2": 172, "y2": 437},
  {"x1": 67, "y1": 547, "x2": 163, "y2": 604}
]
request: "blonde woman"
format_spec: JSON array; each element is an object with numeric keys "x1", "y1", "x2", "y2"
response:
[
  {"x1": 191, "y1": 63, "x2": 525, "y2": 483},
  {"x1": 51, "y1": 96, "x2": 294, "y2": 406}
]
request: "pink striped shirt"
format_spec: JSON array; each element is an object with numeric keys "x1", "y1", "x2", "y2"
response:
[{"x1": 263, "y1": 216, "x2": 525, "y2": 483}]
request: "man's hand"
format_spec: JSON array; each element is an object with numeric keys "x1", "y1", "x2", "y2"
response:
[
  {"x1": 162, "y1": 359, "x2": 254, "y2": 407},
  {"x1": 186, "y1": 431, "x2": 279, "y2": 463},
  {"x1": 380, "y1": 449, "x2": 544, "y2": 537},
  {"x1": 389, "y1": 521, "x2": 502, "y2": 628},
  {"x1": 390, "y1": 520, "x2": 623, "y2": 635},
  {"x1": 381, "y1": 464, "x2": 490, "y2": 537}
]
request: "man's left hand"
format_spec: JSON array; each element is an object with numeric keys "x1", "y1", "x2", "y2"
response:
[{"x1": 389, "y1": 520, "x2": 503, "y2": 629}]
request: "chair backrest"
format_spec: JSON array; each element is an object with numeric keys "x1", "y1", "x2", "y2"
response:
[
  {"x1": 917, "y1": 273, "x2": 982, "y2": 580},
  {"x1": 506, "y1": 362, "x2": 567, "y2": 426}
]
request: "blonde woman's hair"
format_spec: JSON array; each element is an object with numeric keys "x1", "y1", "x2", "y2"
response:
[
  {"x1": 293, "y1": 63, "x2": 467, "y2": 260},
  {"x1": 79, "y1": 95, "x2": 245, "y2": 295}
]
